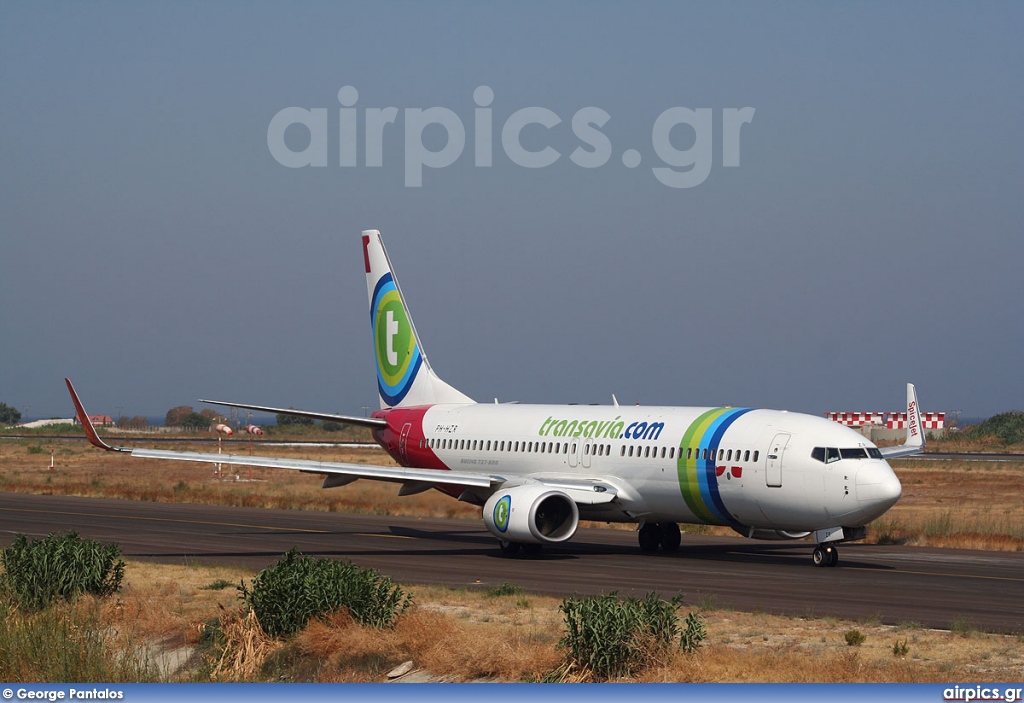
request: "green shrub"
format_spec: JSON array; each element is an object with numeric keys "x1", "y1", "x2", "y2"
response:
[
  {"x1": 951, "y1": 616, "x2": 976, "y2": 638},
  {"x1": 892, "y1": 638, "x2": 910, "y2": 657},
  {"x1": 959, "y1": 411, "x2": 1024, "y2": 445},
  {"x1": 679, "y1": 610, "x2": 707, "y2": 653},
  {"x1": 557, "y1": 592, "x2": 704, "y2": 680},
  {"x1": 1, "y1": 532, "x2": 125, "y2": 611},
  {"x1": 844, "y1": 629, "x2": 866, "y2": 646},
  {"x1": 485, "y1": 582, "x2": 523, "y2": 598},
  {"x1": 239, "y1": 548, "x2": 411, "y2": 637}
]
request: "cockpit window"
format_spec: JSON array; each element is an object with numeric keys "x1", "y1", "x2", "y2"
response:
[
  {"x1": 815, "y1": 446, "x2": 882, "y2": 462},
  {"x1": 840, "y1": 447, "x2": 869, "y2": 460}
]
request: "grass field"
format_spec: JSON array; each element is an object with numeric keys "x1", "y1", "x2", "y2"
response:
[{"x1": 3, "y1": 559, "x2": 1021, "y2": 682}]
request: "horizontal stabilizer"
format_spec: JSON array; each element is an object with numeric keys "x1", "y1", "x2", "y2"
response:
[{"x1": 199, "y1": 399, "x2": 386, "y2": 430}]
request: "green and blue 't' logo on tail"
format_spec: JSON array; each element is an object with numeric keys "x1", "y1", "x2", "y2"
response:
[{"x1": 371, "y1": 273, "x2": 422, "y2": 406}]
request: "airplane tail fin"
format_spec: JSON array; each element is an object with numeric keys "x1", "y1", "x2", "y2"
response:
[
  {"x1": 362, "y1": 230, "x2": 474, "y2": 409},
  {"x1": 880, "y1": 383, "x2": 926, "y2": 459}
]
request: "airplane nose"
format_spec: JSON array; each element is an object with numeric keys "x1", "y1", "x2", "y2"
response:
[{"x1": 856, "y1": 462, "x2": 902, "y2": 519}]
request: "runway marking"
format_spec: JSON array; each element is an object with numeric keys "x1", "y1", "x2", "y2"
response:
[
  {"x1": 847, "y1": 565, "x2": 1024, "y2": 583},
  {"x1": 0, "y1": 506, "x2": 330, "y2": 534}
]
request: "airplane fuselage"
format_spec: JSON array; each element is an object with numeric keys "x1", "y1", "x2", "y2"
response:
[{"x1": 372, "y1": 403, "x2": 902, "y2": 533}]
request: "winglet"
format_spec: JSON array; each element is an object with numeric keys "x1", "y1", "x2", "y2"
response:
[
  {"x1": 64, "y1": 378, "x2": 128, "y2": 452},
  {"x1": 880, "y1": 383, "x2": 926, "y2": 459}
]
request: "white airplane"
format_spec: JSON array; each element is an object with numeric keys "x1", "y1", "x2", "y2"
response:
[{"x1": 67, "y1": 229, "x2": 923, "y2": 567}]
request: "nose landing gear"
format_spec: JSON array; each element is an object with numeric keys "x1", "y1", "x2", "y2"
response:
[{"x1": 812, "y1": 544, "x2": 839, "y2": 567}]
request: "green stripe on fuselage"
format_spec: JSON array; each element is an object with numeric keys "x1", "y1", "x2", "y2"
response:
[{"x1": 677, "y1": 408, "x2": 732, "y2": 525}]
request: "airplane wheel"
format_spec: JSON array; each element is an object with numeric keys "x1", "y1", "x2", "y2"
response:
[
  {"x1": 638, "y1": 523, "x2": 662, "y2": 552},
  {"x1": 660, "y1": 522, "x2": 681, "y2": 552},
  {"x1": 499, "y1": 539, "x2": 522, "y2": 556},
  {"x1": 812, "y1": 546, "x2": 826, "y2": 567},
  {"x1": 826, "y1": 546, "x2": 839, "y2": 567}
]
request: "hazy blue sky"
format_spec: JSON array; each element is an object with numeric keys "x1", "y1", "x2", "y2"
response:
[{"x1": 2, "y1": 2, "x2": 1021, "y2": 421}]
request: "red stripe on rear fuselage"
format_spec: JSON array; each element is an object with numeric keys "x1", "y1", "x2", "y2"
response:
[{"x1": 372, "y1": 406, "x2": 467, "y2": 499}]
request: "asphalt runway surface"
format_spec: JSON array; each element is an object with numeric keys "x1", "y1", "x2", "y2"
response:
[{"x1": 1, "y1": 491, "x2": 1021, "y2": 634}]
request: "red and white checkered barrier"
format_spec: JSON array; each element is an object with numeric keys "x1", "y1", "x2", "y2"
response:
[
  {"x1": 830, "y1": 411, "x2": 944, "y2": 430},
  {"x1": 825, "y1": 412, "x2": 884, "y2": 427}
]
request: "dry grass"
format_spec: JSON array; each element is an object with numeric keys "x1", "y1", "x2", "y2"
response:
[
  {"x1": 97, "y1": 560, "x2": 253, "y2": 647},
  {"x1": 871, "y1": 460, "x2": 1024, "y2": 550},
  {"x1": 95, "y1": 562, "x2": 1024, "y2": 682},
  {"x1": 0, "y1": 439, "x2": 479, "y2": 520},
  {"x1": 207, "y1": 608, "x2": 280, "y2": 681}
]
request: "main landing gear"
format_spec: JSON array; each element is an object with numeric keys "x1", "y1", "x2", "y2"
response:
[
  {"x1": 638, "y1": 522, "x2": 681, "y2": 553},
  {"x1": 498, "y1": 540, "x2": 543, "y2": 557},
  {"x1": 812, "y1": 544, "x2": 839, "y2": 567}
]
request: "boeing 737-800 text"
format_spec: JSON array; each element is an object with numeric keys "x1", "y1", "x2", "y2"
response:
[{"x1": 67, "y1": 229, "x2": 922, "y2": 566}]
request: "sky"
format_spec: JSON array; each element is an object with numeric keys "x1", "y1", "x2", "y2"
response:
[{"x1": 1, "y1": 2, "x2": 1022, "y2": 422}]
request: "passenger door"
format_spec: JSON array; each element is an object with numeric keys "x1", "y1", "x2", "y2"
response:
[{"x1": 765, "y1": 433, "x2": 790, "y2": 488}]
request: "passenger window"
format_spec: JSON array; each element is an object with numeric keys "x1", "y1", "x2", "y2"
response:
[
  {"x1": 753, "y1": 450, "x2": 759, "y2": 462},
  {"x1": 718, "y1": 449, "x2": 724, "y2": 461},
  {"x1": 621, "y1": 445, "x2": 626, "y2": 457},
  {"x1": 687, "y1": 448, "x2": 693, "y2": 460},
  {"x1": 726, "y1": 449, "x2": 732, "y2": 461}
]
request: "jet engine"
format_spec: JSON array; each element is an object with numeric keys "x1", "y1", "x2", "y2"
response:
[{"x1": 483, "y1": 485, "x2": 579, "y2": 544}]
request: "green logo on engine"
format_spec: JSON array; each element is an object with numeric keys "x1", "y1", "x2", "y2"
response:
[{"x1": 493, "y1": 495, "x2": 511, "y2": 532}]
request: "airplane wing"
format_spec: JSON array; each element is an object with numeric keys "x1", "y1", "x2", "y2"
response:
[
  {"x1": 66, "y1": 379, "x2": 621, "y2": 506},
  {"x1": 879, "y1": 383, "x2": 927, "y2": 459},
  {"x1": 65, "y1": 378, "x2": 496, "y2": 490}
]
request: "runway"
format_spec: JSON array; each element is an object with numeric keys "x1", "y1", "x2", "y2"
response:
[{"x1": 1, "y1": 491, "x2": 1021, "y2": 633}]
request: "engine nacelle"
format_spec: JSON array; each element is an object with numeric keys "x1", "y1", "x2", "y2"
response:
[
  {"x1": 483, "y1": 485, "x2": 579, "y2": 545},
  {"x1": 733, "y1": 526, "x2": 812, "y2": 541}
]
